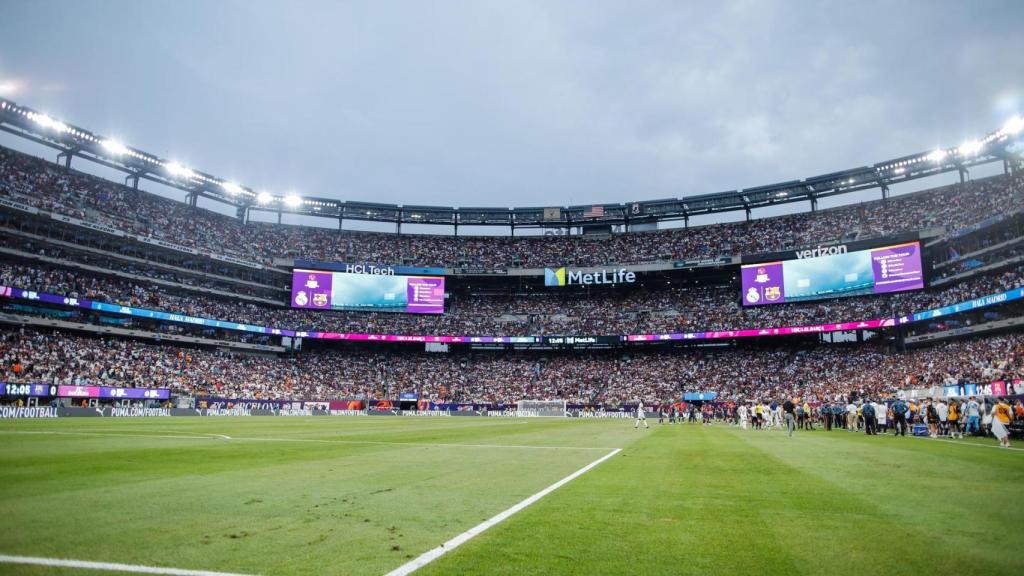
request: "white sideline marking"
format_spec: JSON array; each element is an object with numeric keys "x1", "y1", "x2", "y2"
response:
[
  {"x1": 0, "y1": 554, "x2": 257, "y2": 575},
  {"x1": 0, "y1": 430, "x2": 222, "y2": 441},
  {"x1": 909, "y1": 435, "x2": 1024, "y2": 452},
  {"x1": 383, "y1": 448, "x2": 622, "y2": 576},
  {"x1": 0, "y1": 430, "x2": 613, "y2": 451},
  {"x1": 229, "y1": 435, "x2": 615, "y2": 451}
]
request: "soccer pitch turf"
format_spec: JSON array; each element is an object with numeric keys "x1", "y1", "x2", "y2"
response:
[{"x1": 1, "y1": 417, "x2": 1022, "y2": 576}]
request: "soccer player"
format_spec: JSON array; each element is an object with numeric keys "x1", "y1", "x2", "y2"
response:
[
  {"x1": 738, "y1": 404, "x2": 749, "y2": 430},
  {"x1": 965, "y1": 396, "x2": 981, "y2": 436},
  {"x1": 947, "y1": 399, "x2": 961, "y2": 439},
  {"x1": 635, "y1": 401, "x2": 649, "y2": 429},
  {"x1": 992, "y1": 398, "x2": 1013, "y2": 448}
]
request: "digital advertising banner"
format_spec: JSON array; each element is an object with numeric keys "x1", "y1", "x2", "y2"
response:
[
  {"x1": 291, "y1": 269, "x2": 445, "y2": 314},
  {"x1": 57, "y1": 385, "x2": 171, "y2": 400},
  {"x1": 741, "y1": 241, "x2": 924, "y2": 306}
]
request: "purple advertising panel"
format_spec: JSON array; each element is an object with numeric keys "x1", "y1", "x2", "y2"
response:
[
  {"x1": 870, "y1": 242, "x2": 925, "y2": 294},
  {"x1": 741, "y1": 241, "x2": 925, "y2": 306},
  {"x1": 290, "y1": 269, "x2": 445, "y2": 314},
  {"x1": 57, "y1": 385, "x2": 170, "y2": 399},
  {"x1": 291, "y1": 269, "x2": 334, "y2": 310},
  {"x1": 406, "y1": 276, "x2": 445, "y2": 314},
  {"x1": 101, "y1": 387, "x2": 171, "y2": 400},
  {"x1": 741, "y1": 262, "x2": 785, "y2": 306},
  {"x1": 58, "y1": 385, "x2": 100, "y2": 398}
]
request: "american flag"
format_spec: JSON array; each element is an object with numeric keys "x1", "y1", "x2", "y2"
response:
[{"x1": 583, "y1": 205, "x2": 604, "y2": 219}]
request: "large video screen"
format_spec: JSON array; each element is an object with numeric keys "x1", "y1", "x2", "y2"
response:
[
  {"x1": 741, "y1": 241, "x2": 924, "y2": 306},
  {"x1": 291, "y1": 269, "x2": 445, "y2": 314}
]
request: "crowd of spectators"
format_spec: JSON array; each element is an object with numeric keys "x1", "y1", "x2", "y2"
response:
[
  {"x1": 2, "y1": 145, "x2": 1022, "y2": 269},
  {"x1": 2, "y1": 257, "x2": 1021, "y2": 337},
  {"x1": 2, "y1": 328, "x2": 1020, "y2": 405},
  {"x1": 2, "y1": 258, "x2": 1022, "y2": 336}
]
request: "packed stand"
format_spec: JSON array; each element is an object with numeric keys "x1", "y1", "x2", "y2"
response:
[
  {"x1": 2, "y1": 328, "x2": 1021, "y2": 405},
  {"x1": 2, "y1": 145, "x2": 1023, "y2": 268}
]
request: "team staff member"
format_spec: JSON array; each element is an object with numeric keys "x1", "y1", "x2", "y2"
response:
[{"x1": 783, "y1": 398, "x2": 797, "y2": 437}]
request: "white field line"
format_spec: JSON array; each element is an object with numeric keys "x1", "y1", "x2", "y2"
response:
[
  {"x1": 0, "y1": 554, "x2": 257, "y2": 576},
  {"x1": 0, "y1": 430, "x2": 616, "y2": 451},
  {"x1": 908, "y1": 434, "x2": 1024, "y2": 452},
  {"x1": 228, "y1": 435, "x2": 616, "y2": 451},
  {"x1": 0, "y1": 430, "x2": 223, "y2": 441},
  {"x1": 383, "y1": 448, "x2": 622, "y2": 576}
]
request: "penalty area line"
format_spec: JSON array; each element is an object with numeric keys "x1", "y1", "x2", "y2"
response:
[
  {"x1": 383, "y1": 447, "x2": 622, "y2": 576},
  {"x1": 0, "y1": 554, "x2": 257, "y2": 576}
]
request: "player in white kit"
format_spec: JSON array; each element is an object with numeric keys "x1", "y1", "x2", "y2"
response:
[
  {"x1": 635, "y1": 401, "x2": 649, "y2": 429},
  {"x1": 738, "y1": 404, "x2": 749, "y2": 429}
]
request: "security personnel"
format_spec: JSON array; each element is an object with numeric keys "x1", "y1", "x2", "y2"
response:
[{"x1": 891, "y1": 398, "x2": 909, "y2": 436}]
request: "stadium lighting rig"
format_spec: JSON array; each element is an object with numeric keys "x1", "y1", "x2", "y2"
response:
[{"x1": 0, "y1": 94, "x2": 1020, "y2": 228}]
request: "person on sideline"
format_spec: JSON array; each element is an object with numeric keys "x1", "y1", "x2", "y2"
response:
[
  {"x1": 874, "y1": 400, "x2": 887, "y2": 434},
  {"x1": 947, "y1": 399, "x2": 962, "y2": 439},
  {"x1": 862, "y1": 401, "x2": 876, "y2": 436},
  {"x1": 891, "y1": 398, "x2": 909, "y2": 437},
  {"x1": 846, "y1": 400, "x2": 858, "y2": 431},
  {"x1": 783, "y1": 398, "x2": 796, "y2": 437},
  {"x1": 965, "y1": 396, "x2": 982, "y2": 436},
  {"x1": 992, "y1": 397, "x2": 1013, "y2": 448}
]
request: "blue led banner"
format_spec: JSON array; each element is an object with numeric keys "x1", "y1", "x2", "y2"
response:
[{"x1": 902, "y1": 287, "x2": 1024, "y2": 324}]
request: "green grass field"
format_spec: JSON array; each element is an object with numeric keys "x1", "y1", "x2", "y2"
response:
[{"x1": 1, "y1": 417, "x2": 1022, "y2": 576}]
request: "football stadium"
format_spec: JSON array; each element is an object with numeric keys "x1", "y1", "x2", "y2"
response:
[{"x1": 1, "y1": 2, "x2": 1024, "y2": 575}]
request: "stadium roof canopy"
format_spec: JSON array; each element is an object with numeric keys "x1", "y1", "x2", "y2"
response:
[{"x1": 1, "y1": 97, "x2": 1021, "y2": 231}]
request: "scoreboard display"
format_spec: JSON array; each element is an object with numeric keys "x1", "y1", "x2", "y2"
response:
[
  {"x1": 291, "y1": 268, "x2": 445, "y2": 314},
  {"x1": 741, "y1": 241, "x2": 924, "y2": 306}
]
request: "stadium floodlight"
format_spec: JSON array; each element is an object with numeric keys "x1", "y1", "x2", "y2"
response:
[
  {"x1": 165, "y1": 162, "x2": 195, "y2": 179},
  {"x1": 30, "y1": 113, "x2": 68, "y2": 132},
  {"x1": 927, "y1": 149, "x2": 947, "y2": 163},
  {"x1": 222, "y1": 181, "x2": 243, "y2": 195},
  {"x1": 101, "y1": 139, "x2": 129, "y2": 156},
  {"x1": 1003, "y1": 115, "x2": 1024, "y2": 136},
  {"x1": 284, "y1": 195, "x2": 302, "y2": 207},
  {"x1": 256, "y1": 191, "x2": 273, "y2": 204},
  {"x1": 957, "y1": 140, "x2": 982, "y2": 156}
]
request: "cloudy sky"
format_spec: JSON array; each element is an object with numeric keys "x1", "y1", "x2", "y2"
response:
[{"x1": 1, "y1": 0, "x2": 1021, "y2": 229}]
